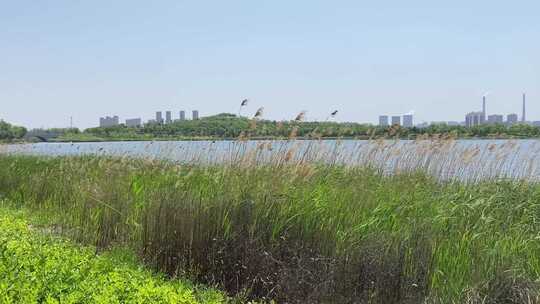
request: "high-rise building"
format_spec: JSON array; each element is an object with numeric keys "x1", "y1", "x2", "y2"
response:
[
  {"x1": 166, "y1": 111, "x2": 172, "y2": 124},
  {"x1": 507, "y1": 113, "x2": 518, "y2": 125},
  {"x1": 465, "y1": 112, "x2": 483, "y2": 127},
  {"x1": 179, "y1": 110, "x2": 186, "y2": 121},
  {"x1": 125, "y1": 118, "x2": 142, "y2": 127},
  {"x1": 487, "y1": 114, "x2": 503, "y2": 125},
  {"x1": 156, "y1": 111, "x2": 163, "y2": 124},
  {"x1": 99, "y1": 115, "x2": 119, "y2": 127},
  {"x1": 378, "y1": 115, "x2": 389, "y2": 126},
  {"x1": 192, "y1": 110, "x2": 199, "y2": 120},
  {"x1": 402, "y1": 114, "x2": 413, "y2": 128},
  {"x1": 391, "y1": 116, "x2": 401, "y2": 126}
]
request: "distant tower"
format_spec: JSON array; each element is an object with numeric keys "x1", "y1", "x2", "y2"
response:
[
  {"x1": 378, "y1": 115, "x2": 389, "y2": 126},
  {"x1": 192, "y1": 110, "x2": 199, "y2": 120},
  {"x1": 179, "y1": 110, "x2": 186, "y2": 121},
  {"x1": 403, "y1": 114, "x2": 413, "y2": 128},
  {"x1": 391, "y1": 115, "x2": 401, "y2": 126},
  {"x1": 156, "y1": 111, "x2": 163, "y2": 124},
  {"x1": 482, "y1": 96, "x2": 486, "y2": 121},
  {"x1": 522, "y1": 93, "x2": 526, "y2": 123},
  {"x1": 165, "y1": 111, "x2": 172, "y2": 124}
]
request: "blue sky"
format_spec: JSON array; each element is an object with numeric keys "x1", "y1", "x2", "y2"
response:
[{"x1": 1, "y1": 1, "x2": 539, "y2": 129}]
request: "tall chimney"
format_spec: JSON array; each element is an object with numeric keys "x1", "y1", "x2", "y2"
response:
[
  {"x1": 522, "y1": 93, "x2": 526, "y2": 123},
  {"x1": 482, "y1": 96, "x2": 486, "y2": 122}
]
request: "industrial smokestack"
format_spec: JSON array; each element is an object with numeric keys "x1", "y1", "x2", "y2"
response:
[
  {"x1": 482, "y1": 96, "x2": 486, "y2": 121},
  {"x1": 522, "y1": 93, "x2": 526, "y2": 122}
]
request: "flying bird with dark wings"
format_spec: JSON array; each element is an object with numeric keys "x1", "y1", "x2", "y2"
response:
[
  {"x1": 254, "y1": 107, "x2": 264, "y2": 118},
  {"x1": 238, "y1": 98, "x2": 249, "y2": 117},
  {"x1": 294, "y1": 111, "x2": 306, "y2": 122}
]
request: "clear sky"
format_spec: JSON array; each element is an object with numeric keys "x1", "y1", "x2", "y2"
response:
[{"x1": 1, "y1": 1, "x2": 539, "y2": 129}]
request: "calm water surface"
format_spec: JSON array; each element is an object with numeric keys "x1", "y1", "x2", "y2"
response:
[{"x1": 3, "y1": 139, "x2": 540, "y2": 181}]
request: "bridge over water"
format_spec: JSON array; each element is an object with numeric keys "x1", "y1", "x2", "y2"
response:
[{"x1": 24, "y1": 130, "x2": 62, "y2": 142}]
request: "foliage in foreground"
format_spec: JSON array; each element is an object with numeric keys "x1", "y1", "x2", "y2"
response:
[
  {"x1": 1, "y1": 155, "x2": 540, "y2": 303},
  {"x1": 0, "y1": 209, "x2": 226, "y2": 304}
]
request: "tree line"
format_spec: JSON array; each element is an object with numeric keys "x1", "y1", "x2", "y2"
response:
[
  {"x1": 75, "y1": 113, "x2": 540, "y2": 140},
  {"x1": 0, "y1": 120, "x2": 27, "y2": 142}
]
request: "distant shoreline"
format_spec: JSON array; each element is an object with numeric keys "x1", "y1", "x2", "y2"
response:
[{"x1": 12, "y1": 135, "x2": 540, "y2": 144}]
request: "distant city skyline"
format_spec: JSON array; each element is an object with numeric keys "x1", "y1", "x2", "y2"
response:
[
  {"x1": 10, "y1": 90, "x2": 540, "y2": 130},
  {"x1": 99, "y1": 109, "x2": 199, "y2": 128},
  {"x1": 92, "y1": 91, "x2": 536, "y2": 130},
  {"x1": 4, "y1": 91, "x2": 538, "y2": 129},
  {"x1": 1, "y1": 1, "x2": 539, "y2": 129},
  {"x1": 380, "y1": 93, "x2": 534, "y2": 128}
]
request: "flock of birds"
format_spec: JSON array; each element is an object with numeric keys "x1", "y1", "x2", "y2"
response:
[{"x1": 238, "y1": 98, "x2": 338, "y2": 122}]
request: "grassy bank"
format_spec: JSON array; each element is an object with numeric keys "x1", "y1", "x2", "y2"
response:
[
  {"x1": 0, "y1": 154, "x2": 539, "y2": 303},
  {"x1": 0, "y1": 208, "x2": 226, "y2": 304}
]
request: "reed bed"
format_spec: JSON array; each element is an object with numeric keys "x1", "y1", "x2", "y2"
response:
[
  {"x1": 4, "y1": 137, "x2": 540, "y2": 182},
  {"x1": 1, "y1": 138, "x2": 540, "y2": 303}
]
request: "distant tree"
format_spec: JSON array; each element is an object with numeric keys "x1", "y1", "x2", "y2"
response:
[
  {"x1": 78, "y1": 113, "x2": 540, "y2": 140},
  {"x1": 0, "y1": 120, "x2": 27, "y2": 141}
]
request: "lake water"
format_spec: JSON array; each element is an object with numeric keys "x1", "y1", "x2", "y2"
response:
[{"x1": 2, "y1": 139, "x2": 540, "y2": 182}]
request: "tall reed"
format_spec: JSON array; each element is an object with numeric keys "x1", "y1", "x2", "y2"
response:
[
  {"x1": 4, "y1": 137, "x2": 540, "y2": 182},
  {"x1": 1, "y1": 138, "x2": 540, "y2": 303}
]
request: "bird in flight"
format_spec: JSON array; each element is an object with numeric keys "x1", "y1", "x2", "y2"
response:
[{"x1": 254, "y1": 107, "x2": 264, "y2": 118}]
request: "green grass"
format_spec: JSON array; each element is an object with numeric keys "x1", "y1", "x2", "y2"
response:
[
  {"x1": 0, "y1": 154, "x2": 539, "y2": 303},
  {"x1": 0, "y1": 208, "x2": 227, "y2": 304}
]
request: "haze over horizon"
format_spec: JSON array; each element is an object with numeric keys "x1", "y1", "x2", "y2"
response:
[{"x1": 1, "y1": 1, "x2": 539, "y2": 129}]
